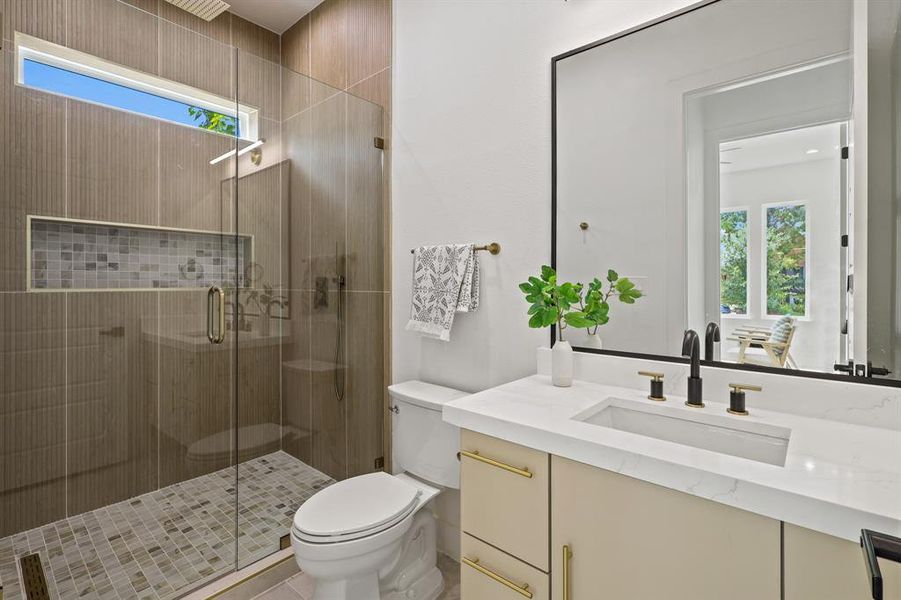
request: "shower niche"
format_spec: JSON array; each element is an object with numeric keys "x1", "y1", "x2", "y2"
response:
[{"x1": 28, "y1": 216, "x2": 253, "y2": 291}]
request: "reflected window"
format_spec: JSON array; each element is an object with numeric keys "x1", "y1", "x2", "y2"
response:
[
  {"x1": 720, "y1": 209, "x2": 749, "y2": 316},
  {"x1": 765, "y1": 203, "x2": 808, "y2": 317}
]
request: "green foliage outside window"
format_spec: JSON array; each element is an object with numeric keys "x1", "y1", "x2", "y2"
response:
[
  {"x1": 766, "y1": 204, "x2": 807, "y2": 316},
  {"x1": 720, "y1": 210, "x2": 748, "y2": 315},
  {"x1": 188, "y1": 106, "x2": 238, "y2": 136}
]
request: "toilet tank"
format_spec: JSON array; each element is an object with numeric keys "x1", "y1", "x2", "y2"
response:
[{"x1": 389, "y1": 380, "x2": 468, "y2": 489}]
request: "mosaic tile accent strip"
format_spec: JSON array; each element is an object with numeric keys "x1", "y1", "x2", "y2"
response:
[
  {"x1": 0, "y1": 452, "x2": 334, "y2": 600},
  {"x1": 29, "y1": 218, "x2": 252, "y2": 290}
]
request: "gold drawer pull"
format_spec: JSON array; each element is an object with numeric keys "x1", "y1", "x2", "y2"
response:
[
  {"x1": 460, "y1": 450, "x2": 533, "y2": 478},
  {"x1": 563, "y1": 545, "x2": 573, "y2": 600},
  {"x1": 462, "y1": 556, "x2": 533, "y2": 598}
]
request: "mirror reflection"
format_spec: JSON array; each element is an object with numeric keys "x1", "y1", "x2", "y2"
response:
[{"x1": 555, "y1": 0, "x2": 901, "y2": 382}]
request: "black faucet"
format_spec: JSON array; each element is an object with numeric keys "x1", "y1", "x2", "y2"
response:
[
  {"x1": 704, "y1": 322, "x2": 721, "y2": 361},
  {"x1": 681, "y1": 329, "x2": 704, "y2": 407}
]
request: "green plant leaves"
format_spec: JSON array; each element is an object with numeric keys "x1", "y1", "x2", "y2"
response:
[
  {"x1": 520, "y1": 277, "x2": 547, "y2": 304},
  {"x1": 188, "y1": 106, "x2": 238, "y2": 136},
  {"x1": 614, "y1": 277, "x2": 643, "y2": 304},
  {"x1": 520, "y1": 265, "x2": 565, "y2": 329},
  {"x1": 518, "y1": 265, "x2": 642, "y2": 332},
  {"x1": 558, "y1": 282, "x2": 581, "y2": 309},
  {"x1": 541, "y1": 264, "x2": 556, "y2": 282},
  {"x1": 541, "y1": 307, "x2": 558, "y2": 326},
  {"x1": 528, "y1": 307, "x2": 558, "y2": 328},
  {"x1": 563, "y1": 311, "x2": 595, "y2": 329}
]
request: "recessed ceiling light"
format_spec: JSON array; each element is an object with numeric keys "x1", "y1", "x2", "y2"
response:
[{"x1": 805, "y1": 149, "x2": 819, "y2": 154}]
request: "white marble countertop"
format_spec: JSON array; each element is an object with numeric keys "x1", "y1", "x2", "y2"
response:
[{"x1": 443, "y1": 374, "x2": 901, "y2": 542}]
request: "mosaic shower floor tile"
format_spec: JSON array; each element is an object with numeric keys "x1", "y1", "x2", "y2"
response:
[{"x1": 0, "y1": 452, "x2": 333, "y2": 600}]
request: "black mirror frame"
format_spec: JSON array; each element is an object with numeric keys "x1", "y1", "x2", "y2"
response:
[{"x1": 549, "y1": 0, "x2": 901, "y2": 389}]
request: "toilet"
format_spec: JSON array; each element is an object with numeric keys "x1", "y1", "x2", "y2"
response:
[{"x1": 291, "y1": 380, "x2": 467, "y2": 600}]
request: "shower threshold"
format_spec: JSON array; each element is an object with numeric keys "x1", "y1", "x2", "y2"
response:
[{"x1": 0, "y1": 452, "x2": 333, "y2": 600}]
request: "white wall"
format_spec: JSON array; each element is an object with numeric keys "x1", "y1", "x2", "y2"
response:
[
  {"x1": 719, "y1": 158, "x2": 842, "y2": 372},
  {"x1": 391, "y1": 0, "x2": 695, "y2": 559},
  {"x1": 391, "y1": 0, "x2": 696, "y2": 393}
]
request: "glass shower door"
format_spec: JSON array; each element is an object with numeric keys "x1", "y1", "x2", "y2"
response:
[
  {"x1": 231, "y1": 52, "x2": 386, "y2": 569},
  {"x1": 151, "y1": 20, "x2": 242, "y2": 593},
  {"x1": 0, "y1": 2, "x2": 242, "y2": 598}
]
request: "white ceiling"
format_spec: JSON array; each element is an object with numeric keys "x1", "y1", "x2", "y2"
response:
[
  {"x1": 719, "y1": 122, "x2": 843, "y2": 174},
  {"x1": 226, "y1": 0, "x2": 323, "y2": 34}
]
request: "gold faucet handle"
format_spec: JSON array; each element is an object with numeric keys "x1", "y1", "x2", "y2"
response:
[
  {"x1": 729, "y1": 383, "x2": 762, "y2": 393},
  {"x1": 638, "y1": 371, "x2": 666, "y2": 401},
  {"x1": 727, "y1": 383, "x2": 761, "y2": 416},
  {"x1": 638, "y1": 371, "x2": 665, "y2": 382}
]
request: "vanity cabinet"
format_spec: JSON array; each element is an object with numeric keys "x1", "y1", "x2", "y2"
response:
[
  {"x1": 459, "y1": 430, "x2": 897, "y2": 599},
  {"x1": 784, "y1": 523, "x2": 901, "y2": 599},
  {"x1": 460, "y1": 430, "x2": 550, "y2": 571},
  {"x1": 461, "y1": 533, "x2": 549, "y2": 600},
  {"x1": 550, "y1": 455, "x2": 781, "y2": 599}
]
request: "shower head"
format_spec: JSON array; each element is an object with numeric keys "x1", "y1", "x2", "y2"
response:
[{"x1": 162, "y1": 0, "x2": 230, "y2": 21}]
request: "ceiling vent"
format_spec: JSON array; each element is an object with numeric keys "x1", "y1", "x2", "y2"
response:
[{"x1": 162, "y1": 0, "x2": 231, "y2": 21}]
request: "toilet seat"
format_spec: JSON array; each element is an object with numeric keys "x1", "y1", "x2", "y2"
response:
[{"x1": 293, "y1": 472, "x2": 422, "y2": 544}]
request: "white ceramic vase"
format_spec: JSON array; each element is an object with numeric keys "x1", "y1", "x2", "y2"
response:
[
  {"x1": 552, "y1": 340, "x2": 574, "y2": 387},
  {"x1": 583, "y1": 333, "x2": 603, "y2": 349}
]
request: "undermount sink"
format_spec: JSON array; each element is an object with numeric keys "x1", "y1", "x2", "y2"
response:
[{"x1": 573, "y1": 398, "x2": 791, "y2": 467}]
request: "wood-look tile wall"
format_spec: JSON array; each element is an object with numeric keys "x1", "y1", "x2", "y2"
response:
[
  {"x1": 279, "y1": 78, "x2": 386, "y2": 482},
  {"x1": 0, "y1": 0, "x2": 282, "y2": 537},
  {"x1": 282, "y1": 0, "x2": 391, "y2": 116},
  {"x1": 279, "y1": 0, "x2": 391, "y2": 480},
  {"x1": 0, "y1": 0, "x2": 392, "y2": 539}
]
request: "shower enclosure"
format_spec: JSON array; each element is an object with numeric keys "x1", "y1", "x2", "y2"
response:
[{"x1": 0, "y1": 1, "x2": 385, "y2": 598}]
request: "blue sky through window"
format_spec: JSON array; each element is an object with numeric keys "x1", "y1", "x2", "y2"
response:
[{"x1": 23, "y1": 59, "x2": 239, "y2": 136}]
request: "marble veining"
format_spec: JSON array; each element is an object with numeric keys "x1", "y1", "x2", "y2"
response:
[
  {"x1": 443, "y1": 372, "x2": 901, "y2": 543},
  {"x1": 537, "y1": 348, "x2": 901, "y2": 431}
]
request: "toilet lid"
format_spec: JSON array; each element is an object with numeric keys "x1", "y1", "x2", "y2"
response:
[{"x1": 293, "y1": 472, "x2": 421, "y2": 540}]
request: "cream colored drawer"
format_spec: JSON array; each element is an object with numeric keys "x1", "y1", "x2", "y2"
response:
[
  {"x1": 460, "y1": 430, "x2": 549, "y2": 570},
  {"x1": 461, "y1": 533, "x2": 549, "y2": 600}
]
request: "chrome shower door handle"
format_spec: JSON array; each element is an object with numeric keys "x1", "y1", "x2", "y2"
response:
[
  {"x1": 207, "y1": 286, "x2": 215, "y2": 342},
  {"x1": 207, "y1": 286, "x2": 226, "y2": 344}
]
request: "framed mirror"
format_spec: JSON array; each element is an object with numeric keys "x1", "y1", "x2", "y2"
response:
[{"x1": 552, "y1": 0, "x2": 901, "y2": 386}]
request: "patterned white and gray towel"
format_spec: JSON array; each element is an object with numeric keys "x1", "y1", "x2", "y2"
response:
[{"x1": 406, "y1": 244, "x2": 480, "y2": 341}]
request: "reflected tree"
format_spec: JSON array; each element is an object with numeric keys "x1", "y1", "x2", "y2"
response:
[{"x1": 766, "y1": 204, "x2": 806, "y2": 316}]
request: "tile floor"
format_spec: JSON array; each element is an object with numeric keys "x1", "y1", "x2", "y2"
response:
[
  {"x1": 0, "y1": 451, "x2": 333, "y2": 600},
  {"x1": 247, "y1": 553, "x2": 461, "y2": 600}
]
